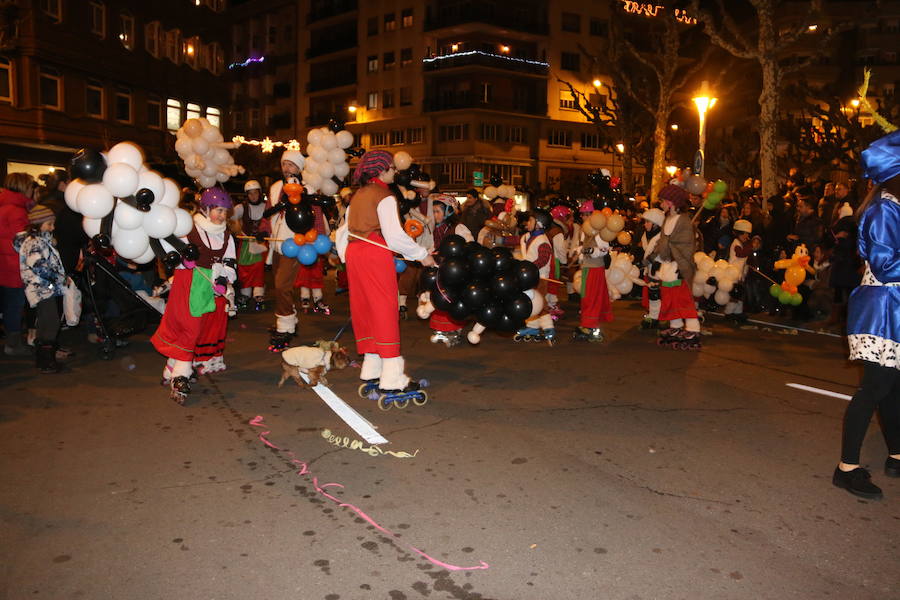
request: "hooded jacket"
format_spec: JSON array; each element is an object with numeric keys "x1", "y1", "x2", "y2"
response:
[{"x1": 0, "y1": 188, "x2": 32, "y2": 288}]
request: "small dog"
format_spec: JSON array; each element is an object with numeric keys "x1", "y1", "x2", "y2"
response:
[{"x1": 278, "y1": 341, "x2": 350, "y2": 388}]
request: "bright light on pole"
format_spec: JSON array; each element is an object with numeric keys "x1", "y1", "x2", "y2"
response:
[
  {"x1": 692, "y1": 80, "x2": 717, "y2": 177},
  {"x1": 670, "y1": 123, "x2": 679, "y2": 131},
  {"x1": 665, "y1": 165, "x2": 677, "y2": 177},
  {"x1": 592, "y1": 78, "x2": 602, "y2": 88}
]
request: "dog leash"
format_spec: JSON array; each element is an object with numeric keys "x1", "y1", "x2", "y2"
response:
[{"x1": 332, "y1": 319, "x2": 351, "y2": 343}]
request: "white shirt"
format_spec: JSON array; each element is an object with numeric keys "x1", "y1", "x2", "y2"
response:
[{"x1": 335, "y1": 195, "x2": 429, "y2": 263}]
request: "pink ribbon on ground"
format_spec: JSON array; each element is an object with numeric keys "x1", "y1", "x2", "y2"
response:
[{"x1": 249, "y1": 416, "x2": 489, "y2": 572}]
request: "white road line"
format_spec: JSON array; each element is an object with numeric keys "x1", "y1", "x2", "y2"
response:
[
  {"x1": 299, "y1": 372, "x2": 388, "y2": 445},
  {"x1": 786, "y1": 383, "x2": 853, "y2": 401}
]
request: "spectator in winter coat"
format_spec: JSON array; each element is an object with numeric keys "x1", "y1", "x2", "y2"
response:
[
  {"x1": 0, "y1": 173, "x2": 37, "y2": 356},
  {"x1": 459, "y1": 189, "x2": 492, "y2": 239},
  {"x1": 788, "y1": 195, "x2": 824, "y2": 250}
]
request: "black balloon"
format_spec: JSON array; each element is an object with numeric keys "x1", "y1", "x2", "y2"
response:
[
  {"x1": 182, "y1": 244, "x2": 200, "y2": 261},
  {"x1": 395, "y1": 170, "x2": 412, "y2": 188},
  {"x1": 135, "y1": 188, "x2": 154, "y2": 211},
  {"x1": 163, "y1": 251, "x2": 182, "y2": 269},
  {"x1": 347, "y1": 147, "x2": 365, "y2": 158},
  {"x1": 461, "y1": 282, "x2": 492, "y2": 310},
  {"x1": 438, "y1": 257, "x2": 469, "y2": 288},
  {"x1": 449, "y1": 298, "x2": 470, "y2": 321},
  {"x1": 468, "y1": 248, "x2": 495, "y2": 279},
  {"x1": 514, "y1": 261, "x2": 540, "y2": 290},
  {"x1": 284, "y1": 204, "x2": 313, "y2": 234},
  {"x1": 431, "y1": 282, "x2": 457, "y2": 312},
  {"x1": 327, "y1": 118, "x2": 345, "y2": 133},
  {"x1": 92, "y1": 233, "x2": 111, "y2": 249},
  {"x1": 505, "y1": 293, "x2": 533, "y2": 321},
  {"x1": 420, "y1": 267, "x2": 439, "y2": 291},
  {"x1": 479, "y1": 302, "x2": 503, "y2": 328},
  {"x1": 464, "y1": 241, "x2": 482, "y2": 256},
  {"x1": 438, "y1": 234, "x2": 467, "y2": 259},
  {"x1": 491, "y1": 246, "x2": 514, "y2": 273},
  {"x1": 491, "y1": 272, "x2": 518, "y2": 299},
  {"x1": 496, "y1": 313, "x2": 519, "y2": 332},
  {"x1": 71, "y1": 148, "x2": 107, "y2": 183},
  {"x1": 489, "y1": 174, "x2": 503, "y2": 187}
]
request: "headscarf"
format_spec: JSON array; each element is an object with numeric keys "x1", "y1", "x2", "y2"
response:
[
  {"x1": 861, "y1": 130, "x2": 900, "y2": 184},
  {"x1": 352, "y1": 150, "x2": 393, "y2": 184}
]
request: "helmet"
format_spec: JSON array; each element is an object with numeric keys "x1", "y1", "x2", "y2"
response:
[
  {"x1": 431, "y1": 193, "x2": 459, "y2": 218},
  {"x1": 641, "y1": 208, "x2": 665, "y2": 228},
  {"x1": 531, "y1": 208, "x2": 553, "y2": 231},
  {"x1": 579, "y1": 199, "x2": 595, "y2": 214},
  {"x1": 244, "y1": 180, "x2": 262, "y2": 192},
  {"x1": 733, "y1": 219, "x2": 752, "y2": 234},
  {"x1": 199, "y1": 187, "x2": 233, "y2": 210},
  {"x1": 549, "y1": 205, "x2": 573, "y2": 221}
]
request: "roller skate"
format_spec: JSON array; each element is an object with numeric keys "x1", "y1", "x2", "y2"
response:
[
  {"x1": 572, "y1": 326, "x2": 604, "y2": 343},
  {"x1": 268, "y1": 331, "x2": 293, "y2": 353},
  {"x1": 656, "y1": 327, "x2": 682, "y2": 347},
  {"x1": 514, "y1": 327, "x2": 557, "y2": 346},
  {"x1": 160, "y1": 372, "x2": 198, "y2": 387},
  {"x1": 253, "y1": 296, "x2": 266, "y2": 312},
  {"x1": 312, "y1": 299, "x2": 331, "y2": 315},
  {"x1": 235, "y1": 294, "x2": 252, "y2": 313},
  {"x1": 640, "y1": 315, "x2": 660, "y2": 330},
  {"x1": 170, "y1": 376, "x2": 191, "y2": 406},
  {"x1": 399, "y1": 306, "x2": 408, "y2": 320},
  {"x1": 367, "y1": 380, "x2": 429, "y2": 411},
  {"x1": 300, "y1": 298, "x2": 311, "y2": 314},
  {"x1": 430, "y1": 330, "x2": 463, "y2": 347},
  {"x1": 548, "y1": 305, "x2": 565, "y2": 321},
  {"x1": 357, "y1": 378, "x2": 380, "y2": 399},
  {"x1": 675, "y1": 330, "x2": 702, "y2": 350}
]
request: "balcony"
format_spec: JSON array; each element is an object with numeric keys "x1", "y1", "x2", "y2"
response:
[
  {"x1": 423, "y1": 51, "x2": 549, "y2": 76},
  {"x1": 424, "y1": 93, "x2": 546, "y2": 116},
  {"x1": 308, "y1": 0, "x2": 358, "y2": 25},
  {"x1": 424, "y1": 6, "x2": 548, "y2": 36},
  {"x1": 307, "y1": 74, "x2": 357, "y2": 93},
  {"x1": 306, "y1": 37, "x2": 358, "y2": 60}
]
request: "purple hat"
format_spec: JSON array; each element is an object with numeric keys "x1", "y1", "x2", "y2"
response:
[{"x1": 200, "y1": 187, "x2": 233, "y2": 209}]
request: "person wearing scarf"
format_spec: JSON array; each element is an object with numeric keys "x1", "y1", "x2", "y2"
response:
[
  {"x1": 572, "y1": 211, "x2": 613, "y2": 343},
  {"x1": 151, "y1": 187, "x2": 236, "y2": 405},
  {"x1": 428, "y1": 194, "x2": 473, "y2": 346},
  {"x1": 515, "y1": 208, "x2": 556, "y2": 343},
  {"x1": 232, "y1": 179, "x2": 270, "y2": 311},
  {"x1": 639, "y1": 207, "x2": 665, "y2": 328},
  {"x1": 335, "y1": 150, "x2": 435, "y2": 394}
]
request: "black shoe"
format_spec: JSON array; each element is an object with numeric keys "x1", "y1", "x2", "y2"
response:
[
  {"x1": 832, "y1": 467, "x2": 883, "y2": 500},
  {"x1": 35, "y1": 342, "x2": 63, "y2": 374},
  {"x1": 886, "y1": 457, "x2": 900, "y2": 478}
]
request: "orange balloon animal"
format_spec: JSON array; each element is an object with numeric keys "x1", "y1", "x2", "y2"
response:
[{"x1": 774, "y1": 244, "x2": 816, "y2": 294}]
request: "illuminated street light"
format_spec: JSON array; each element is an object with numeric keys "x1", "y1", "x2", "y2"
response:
[
  {"x1": 670, "y1": 124, "x2": 679, "y2": 131},
  {"x1": 615, "y1": 143, "x2": 625, "y2": 154},
  {"x1": 692, "y1": 80, "x2": 717, "y2": 177},
  {"x1": 451, "y1": 43, "x2": 459, "y2": 52},
  {"x1": 347, "y1": 102, "x2": 358, "y2": 114},
  {"x1": 850, "y1": 98, "x2": 860, "y2": 108},
  {"x1": 808, "y1": 24, "x2": 818, "y2": 32},
  {"x1": 666, "y1": 165, "x2": 678, "y2": 177},
  {"x1": 500, "y1": 45, "x2": 510, "y2": 54},
  {"x1": 592, "y1": 78, "x2": 602, "y2": 88}
]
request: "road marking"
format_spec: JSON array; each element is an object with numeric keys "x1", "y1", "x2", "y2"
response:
[
  {"x1": 786, "y1": 383, "x2": 853, "y2": 401},
  {"x1": 298, "y1": 372, "x2": 388, "y2": 445},
  {"x1": 706, "y1": 311, "x2": 843, "y2": 338}
]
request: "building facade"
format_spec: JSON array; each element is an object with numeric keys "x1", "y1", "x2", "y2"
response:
[{"x1": 0, "y1": 0, "x2": 228, "y2": 180}]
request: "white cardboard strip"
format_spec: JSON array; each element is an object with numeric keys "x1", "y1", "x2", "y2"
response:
[
  {"x1": 786, "y1": 382, "x2": 853, "y2": 401},
  {"x1": 299, "y1": 372, "x2": 389, "y2": 445}
]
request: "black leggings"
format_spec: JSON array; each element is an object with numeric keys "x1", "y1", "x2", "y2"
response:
[
  {"x1": 841, "y1": 361, "x2": 900, "y2": 464},
  {"x1": 34, "y1": 297, "x2": 61, "y2": 345}
]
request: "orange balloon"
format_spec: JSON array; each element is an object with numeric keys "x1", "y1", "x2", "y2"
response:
[
  {"x1": 601, "y1": 207, "x2": 613, "y2": 217},
  {"x1": 785, "y1": 266, "x2": 805, "y2": 287},
  {"x1": 304, "y1": 229, "x2": 318, "y2": 243},
  {"x1": 293, "y1": 234, "x2": 306, "y2": 246},
  {"x1": 404, "y1": 219, "x2": 424, "y2": 238}
]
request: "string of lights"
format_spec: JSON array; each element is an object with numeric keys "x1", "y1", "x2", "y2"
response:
[
  {"x1": 621, "y1": 1, "x2": 697, "y2": 24},
  {"x1": 422, "y1": 50, "x2": 549, "y2": 67},
  {"x1": 228, "y1": 56, "x2": 266, "y2": 70},
  {"x1": 232, "y1": 136, "x2": 301, "y2": 153}
]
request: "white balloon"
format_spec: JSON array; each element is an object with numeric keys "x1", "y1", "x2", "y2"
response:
[
  {"x1": 307, "y1": 129, "x2": 323, "y2": 145},
  {"x1": 308, "y1": 146, "x2": 325, "y2": 163},
  {"x1": 192, "y1": 137, "x2": 210, "y2": 155},
  {"x1": 183, "y1": 118, "x2": 204, "y2": 138},
  {"x1": 202, "y1": 125, "x2": 220, "y2": 142},
  {"x1": 173, "y1": 208, "x2": 193, "y2": 237},
  {"x1": 175, "y1": 137, "x2": 193, "y2": 157},
  {"x1": 107, "y1": 142, "x2": 144, "y2": 170},
  {"x1": 607, "y1": 268, "x2": 625, "y2": 285},
  {"x1": 305, "y1": 159, "x2": 319, "y2": 173},
  {"x1": 714, "y1": 289, "x2": 731, "y2": 305},
  {"x1": 133, "y1": 245, "x2": 158, "y2": 265},
  {"x1": 328, "y1": 148, "x2": 346, "y2": 164},
  {"x1": 718, "y1": 279, "x2": 734, "y2": 293},
  {"x1": 618, "y1": 279, "x2": 634, "y2": 295},
  {"x1": 333, "y1": 162, "x2": 350, "y2": 178},
  {"x1": 102, "y1": 162, "x2": 139, "y2": 198},
  {"x1": 202, "y1": 163, "x2": 218, "y2": 177},
  {"x1": 317, "y1": 161, "x2": 335, "y2": 179},
  {"x1": 159, "y1": 178, "x2": 181, "y2": 208},
  {"x1": 336, "y1": 130, "x2": 354, "y2": 149},
  {"x1": 394, "y1": 151, "x2": 412, "y2": 171},
  {"x1": 524, "y1": 288, "x2": 544, "y2": 317},
  {"x1": 204, "y1": 146, "x2": 216, "y2": 159},
  {"x1": 303, "y1": 172, "x2": 322, "y2": 189},
  {"x1": 137, "y1": 170, "x2": 164, "y2": 204},
  {"x1": 143, "y1": 204, "x2": 177, "y2": 239},
  {"x1": 83, "y1": 217, "x2": 102, "y2": 238},
  {"x1": 483, "y1": 186, "x2": 498, "y2": 199},
  {"x1": 319, "y1": 179, "x2": 338, "y2": 196},
  {"x1": 213, "y1": 148, "x2": 230, "y2": 164},
  {"x1": 77, "y1": 184, "x2": 115, "y2": 218},
  {"x1": 114, "y1": 202, "x2": 144, "y2": 230},
  {"x1": 320, "y1": 131, "x2": 337, "y2": 150},
  {"x1": 198, "y1": 175, "x2": 216, "y2": 188},
  {"x1": 692, "y1": 283, "x2": 706, "y2": 297},
  {"x1": 64, "y1": 179, "x2": 85, "y2": 211},
  {"x1": 112, "y1": 228, "x2": 150, "y2": 260},
  {"x1": 726, "y1": 265, "x2": 741, "y2": 281},
  {"x1": 215, "y1": 171, "x2": 229, "y2": 182}
]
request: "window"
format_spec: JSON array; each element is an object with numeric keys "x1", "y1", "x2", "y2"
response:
[
  {"x1": 186, "y1": 102, "x2": 201, "y2": 121},
  {"x1": 184, "y1": 36, "x2": 199, "y2": 69},
  {"x1": 590, "y1": 18, "x2": 608, "y2": 37},
  {"x1": 559, "y1": 89, "x2": 577, "y2": 110},
  {"x1": 86, "y1": 79, "x2": 104, "y2": 118},
  {"x1": 233, "y1": 111, "x2": 244, "y2": 131},
  {"x1": 383, "y1": 89, "x2": 394, "y2": 108},
  {"x1": 41, "y1": 0, "x2": 61, "y2": 23},
  {"x1": 249, "y1": 108, "x2": 260, "y2": 130},
  {"x1": 400, "y1": 86, "x2": 412, "y2": 106},
  {"x1": 480, "y1": 123, "x2": 499, "y2": 141},
  {"x1": 401, "y1": 8, "x2": 413, "y2": 28},
  {"x1": 884, "y1": 83, "x2": 895, "y2": 97},
  {"x1": 367, "y1": 91, "x2": 378, "y2": 109},
  {"x1": 561, "y1": 51, "x2": 580, "y2": 71},
  {"x1": 166, "y1": 98, "x2": 182, "y2": 131},
  {"x1": 548, "y1": 129, "x2": 572, "y2": 147},
  {"x1": 165, "y1": 29, "x2": 181, "y2": 63},
  {"x1": 145, "y1": 21, "x2": 159, "y2": 57},
  {"x1": 0, "y1": 58, "x2": 11, "y2": 102},
  {"x1": 207, "y1": 43, "x2": 223, "y2": 75},
  {"x1": 562, "y1": 12, "x2": 580, "y2": 33},
  {"x1": 407, "y1": 127, "x2": 424, "y2": 143},
  {"x1": 480, "y1": 82, "x2": 492, "y2": 103},
  {"x1": 384, "y1": 13, "x2": 396, "y2": 31},
  {"x1": 444, "y1": 161, "x2": 465, "y2": 183},
  {"x1": 581, "y1": 132, "x2": 602, "y2": 150},
  {"x1": 147, "y1": 95, "x2": 161, "y2": 128},
  {"x1": 39, "y1": 67, "x2": 62, "y2": 109},
  {"x1": 371, "y1": 131, "x2": 387, "y2": 146},
  {"x1": 507, "y1": 126, "x2": 525, "y2": 144},
  {"x1": 390, "y1": 129, "x2": 404, "y2": 145},
  {"x1": 400, "y1": 47, "x2": 412, "y2": 67},
  {"x1": 590, "y1": 92, "x2": 606, "y2": 107},
  {"x1": 206, "y1": 106, "x2": 221, "y2": 128},
  {"x1": 439, "y1": 124, "x2": 468, "y2": 141},
  {"x1": 383, "y1": 51, "x2": 395, "y2": 70},
  {"x1": 114, "y1": 87, "x2": 131, "y2": 122},
  {"x1": 119, "y1": 13, "x2": 134, "y2": 50},
  {"x1": 367, "y1": 55, "x2": 378, "y2": 73},
  {"x1": 91, "y1": 2, "x2": 106, "y2": 37},
  {"x1": 367, "y1": 17, "x2": 378, "y2": 36}
]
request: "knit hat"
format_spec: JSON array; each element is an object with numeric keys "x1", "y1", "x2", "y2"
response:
[
  {"x1": 837, "y1": 202, "x2": 853, "y2": 219},
  {"x1": 641, "y1": 208, "x2": 665, "y2": 227},
  {"x1": 27, "y1": 204, "x2": 55, "y2": 225},
  {"x1": 353, "y1": 150, "x2": 393, "y2": 184},
  {"x1": 861, "y1": 130, "x2": 900, "y2": 184},
  {"x1": 658, "y1": 184, "x2": 690, "y2": 211},
  {"x1": 281, "y1": 150, "x2": 305, "y2": 170}
]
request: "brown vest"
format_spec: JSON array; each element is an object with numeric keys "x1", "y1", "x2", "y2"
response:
[
  {"x1": 187, "y1": 225, "x2": 231, "y2": 269},
  {"x1": 348, "y1": 183, "x2": 392, "y2": 239}
]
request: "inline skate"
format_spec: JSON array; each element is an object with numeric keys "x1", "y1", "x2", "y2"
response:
[
  {"x1": 657, "y1": 328, "x2": 702, "y2": 350},
  {"x1": 514, "y1": 327, "x2": 557, "y2": 346},
  {"x1": 430, "y1": 330, "x2": 463, "y2": 347},
  {"x1": 572, "y1": 326, "x2": 604, "y2": 342},
  {"x1": 640, "y1": 315, "x2": 660, "y2": 329},
  {"x1": 268, "y1": 331, "x2": 293, "y2": 352},
  {"x1": 170, "y1": 376, "x2": 191, "y2": 406},
  {"x1": 312, "y1": 299, "x2": 331, "y2": 315},
  {"x1": 359, "y1": 379, "x2": 429, "y2": 410}
]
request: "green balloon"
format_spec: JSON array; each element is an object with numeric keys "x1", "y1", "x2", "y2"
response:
[
  {"x1": 790, "y1": 292, "x2": 803, "y2": 306},
  {"x1": 713, "y1": 180, "x2": 727, "y2": 194},
  {"x1": 769, "y1": 283, "x2": 782, "y2": 298},
  {"x1": 778, "y1": 290, "x2": 792, "y2": 304}
]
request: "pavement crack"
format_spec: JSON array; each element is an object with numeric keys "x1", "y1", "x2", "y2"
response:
[
  {"x1": 384, "y1": 417, "x2": 451, "y2": 436},
  {"x1": 635, "y1": 484, "x2": 733, "y2": 505}
]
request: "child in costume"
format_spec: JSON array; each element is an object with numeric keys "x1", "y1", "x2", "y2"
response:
[
  {"x1": 545, "y1": 205, "x2": 574, "y2": 318},
  {"x1": 648, "y1": 184, "x2": 702, "y2": 349},
  {"x1": 723, "y1": 219, "x2": 753, "y2": 323},
  {"x1": 293, "y1": 192, "x2": 331, "y2": 316},
  {"x1": 514, "y1": 208, "x2": 556, "y2": 344},
  {"x1": 151, "y1": 188, "x2": 236, "y2": 404},
  {"x1": 335, "y1": 150, "x2": 435, "y2": 397},
  {"x1": 231, "y1": 179, "x2": 269, "y2": 312},
  {"x1": 396, "y1": 171, "x2": 434, "y2": 319},
  {"x1": 428, "y1": 193, "x2": 473, "y2": 346},
  {"x1": 572, "y1": 214, "x2": 613, "y2": 343},
  {"x1": 638, "y1": 207, "x2": 665, "y2": 328}
]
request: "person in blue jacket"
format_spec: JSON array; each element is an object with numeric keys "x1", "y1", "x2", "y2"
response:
[{"x1": 833, "y1": 130, "x2": 900, "y2": 500}]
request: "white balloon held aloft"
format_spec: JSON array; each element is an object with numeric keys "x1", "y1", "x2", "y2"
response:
[
  {"x1": 160, "y1": 178, "x2": 181, "y2": 208},
  {"x1": 198, "y1": 175, "x2": 217, "y2": 189},
  {"x1": 77, "y1": 184, "x2": 115, "y2": 219},
  {"x1": 133, "y1": 245, "x2": 158, "y2": 265},
  {"x1": 107, "y1": 142, "x2": 144, "y2": 171},
  {"x1": 394, "y1": 151, "x2": 412, "y2": 171},
  {"x1": 175, "y1": 137, "x2": 193, "y2": 157},
  {"x1": 102, "y1": 162, "x2": 139, "y2": 198},
  {"x1": 183, "y1": 119, "x2": 203, "y2": 138},
  {"x1": 335, "y1": 130, "x2": 354, "y2": 149},
  {"x1": 64, "y1": 179, "x2": 85, "y2": 212},
  {"x1": 192, "y1": 137, "x2": 210, "y2": 155},
  {"x1": 328, "y1": 148, "x2": 346, "y2": 165},
  {"x1": 319, "y1": 130, "x2": 337, "y2": 150},
  {"x1": 317, "y1": 161, "x2": 335, "y2": 180},
  {"x1": 137, "y1": 170, "x2": 164, "y2": 204},
  {"x1": 319, "y1": 179, "x2": 339, "y2": 196},
  {"x1": 310, "y1": 146, "x2": 328, "y2": 163},
  {"x1": 82, "y1": 217, "x2": 102, "y2": 238},
  {"x1": 714, "y1": 289, "x2": 731, "y2": 305},
  {"x1": 307, "y1": 129, "x2": 323, "y2": 146},
  {"x1": 114, "y1": 201, "x2": 144, "y2": 230},
  {"x1": 112, "y1": 227, "x2": 150, "y2": 260},
  {"x1": 173, "y1": 208, "x2": 193, "y2": 237},
  {"x1": 143, "y1": 204, "x2": 177, "y2": 239},
  {"x1": 333, "y1": 162, "x2": 350, "y2": 178}
]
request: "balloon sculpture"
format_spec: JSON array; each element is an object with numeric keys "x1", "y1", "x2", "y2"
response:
[
  {"x1": 274, "y1": 180, "x2": 334, "y2": 266},
  {"x1": 302, "y1": 122, "x2": 354, "y2": 196},
  {"x1": 175, "y1": 117, "x2": 244, "y2": 188},
  {"x1": 771, "y1": 244, "x2": 815, "y2": 305},
  {"x1": 693, "y1": 252, "x2": 742, "y2": 306}
]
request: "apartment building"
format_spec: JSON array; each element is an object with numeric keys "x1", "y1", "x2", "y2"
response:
[{"x1": 0, "y1": 0, "x2": 228, "y2": 179}]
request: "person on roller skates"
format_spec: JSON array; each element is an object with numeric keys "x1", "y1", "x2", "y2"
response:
[
  {"x1": 723, "y1": 219, "x2": 753, "y2": 324},
  {"x1": 648, "y1": 184, "x2": 702, "y2": 350},
  {"x1": 638, "y1": 208, "x2": 665, "y2": 329},
  {"x1": 428, "y1": 193, "x2": 473, "y2": 346},
  {"x1": 546, "y1": 205, "x2": 575, "y2": 319},
  {"x1": 151, "y1": 188, "x2": 237, "y2": 404},
  {"x1": 572, "y1": 216, "x2": 613, "y2": 342},
  {"x1": 335, "y1": 150, "x2": 435, "y2": 405},
  {"x1": 231, "y1": 179, "x2": 269, "y2": 312},
  {"x1": 293, "y1": 191, "x2": 332, "y2": 316},
  {"x1": 515, "y1": 208, "x2": 557, "y2": 344}
]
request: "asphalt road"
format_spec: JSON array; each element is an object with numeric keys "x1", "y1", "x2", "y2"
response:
[{"x1": 1, "y1": 290, "x2": 898, "y2": 600}]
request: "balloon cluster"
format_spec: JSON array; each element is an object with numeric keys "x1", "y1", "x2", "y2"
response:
[
  {"x1": 420, "y1": 235, "x2": 539, "y2": 331},
  {"x1": 303, "y1": 124, "x2": 354, "y2": 196},
  {"x1": 276, "y1": 181, "x2": 334, "y2": 265},
  {"x1": 68, "y1": 143, "x2": 194, "y2": 265},
  {"x1": 693, "y1": 252, "x2": 742, "y2": 305},
  {"x1": 571, "y1": 251, "x2": 641, "y2": 300},
  {"x1": 771, "y1": 245, "x2": 814, "y2": 305},
  {"x1": 686, "y1": 175, "x2": 728, "y2": 211},
  {"x1": 581, "y1": 208, "x2": 626, "y2": 243},
  {"x1": 482, "y1": 178, "x2": 517, "y2": 204},
  {"x1": 175, "y1": 118, "x2": 244, "y2": 189}
]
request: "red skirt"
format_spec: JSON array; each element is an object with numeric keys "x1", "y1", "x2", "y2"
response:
[
  {"x1": 294, "y1": 257, "x2": 325, "y2": 289},
  {"x1": 346, "y1": 233, "x2": 400, "y2": 358},
  {"x1": 151, "y1": 269, "x2": 228, "y2": 362},
  {"x1": 238, "y1": 260, "x2": 265, "y2": 288},
  {"x1": 429, "y1": 309, "x2": 466, "y2": 332},
  {"x1": 580, "y1": 267, "x2": 613, "y2": 328},
  {"x1": 659, "y1": 281, "x2": 698, "y2": 321}
]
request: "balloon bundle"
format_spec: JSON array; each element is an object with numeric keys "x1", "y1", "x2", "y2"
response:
[
  {"x1": 302, "y1": 121, "x2": 355, "y2": 196},
  {"x1": 175, "y1": 118, "x2": 244, "y2": 189},
  {"x1": 693, "y1": 252, "x2": 742, "y2": 305},
  {"x1": 771, "y1": 245, "x2": 815, "y2": 305},
  {"x1": 393, "y1": 151, "x2": 434, "y2": 210},
  {"x1": 419, "y1": 235, "x2": 540, "y2": 332},
  {"x1": 68, "y1": 143, "x2": 196, "y2": 266},
  {"x1": 276, "y1": 182, "x2": 334, "y2": 265},
  {"x1": 685, "y1": 175, "x2": 728, "y2": 211},
  {"x1": 581, "y1": 208, "x2": 626, "y2": 243},
  {"x1": 571, "y1": 251, "x2": 641, "y2": 301}
]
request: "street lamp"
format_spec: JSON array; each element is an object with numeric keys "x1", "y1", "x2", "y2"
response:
[
  {"x1": 665, "y1": 165, "x2": 678, "y2": 177},
  {"x1": 670, "y1": 123, "x2": 679, "y2": 131},
  {"x1": 692, "y1": 80, "x2": 717, "y2": 177},
  {"x1": 592, "y1": 78, "x2": 602, "y2": 89}
]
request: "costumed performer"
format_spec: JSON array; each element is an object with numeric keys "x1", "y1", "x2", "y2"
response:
[
  {"x1": 231, "y1": 179, "x2": 269, "y2": 312},
  {"x1": 428, "y1": 193, "x2": 473, "y2": 347}
]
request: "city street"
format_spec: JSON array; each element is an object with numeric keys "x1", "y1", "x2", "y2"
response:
[{"x1": 1, "y1": 293, "x2": 897, "y2": 600}]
